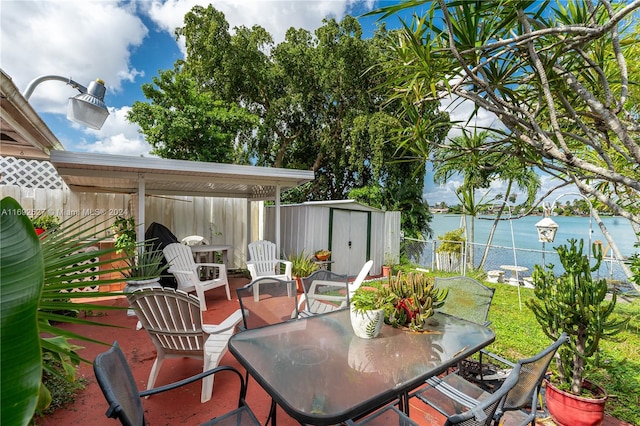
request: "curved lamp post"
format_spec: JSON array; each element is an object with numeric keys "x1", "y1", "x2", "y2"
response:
[
  {"x1": 535, "y1": 192, "x2": 594, "y2": 260},
  {"x1": 23, "y1": 75, "x2": 109, "y2": 130}
]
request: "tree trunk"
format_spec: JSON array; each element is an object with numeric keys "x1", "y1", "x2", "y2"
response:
[{"x1": 591, "y1": 209, "x2": 638, "y2": 292}]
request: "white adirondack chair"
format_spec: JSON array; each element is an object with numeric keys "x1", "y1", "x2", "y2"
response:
[
  {"x1": 127, "y1": 287, "x2": 243, "y2": 403},
  {"x1": 163, "y1": 243, "x2": 231, "y2": 311},
  {"x1": 246, "y1": 240, "x2": 292, "y2": 281},
  {"x1": 348, "y1": 260, "x2": 374, "y2": 299}
]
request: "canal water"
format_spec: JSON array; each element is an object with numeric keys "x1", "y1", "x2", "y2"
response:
[{"x1": 416, "y1": 214, "x2": 639, "y2": 284}]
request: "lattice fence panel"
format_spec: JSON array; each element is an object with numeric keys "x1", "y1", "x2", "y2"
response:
[{"x1": 0, "y1": 156, "x2": 63, "y2": 189}]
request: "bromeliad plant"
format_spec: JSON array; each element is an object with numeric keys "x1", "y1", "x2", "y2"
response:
[
  {"x1": 527, "y1": 239, "x2": 628, "y2": 396},
  {"x1": 383, "y1": 271, "x2": 448, "y2": 331}
]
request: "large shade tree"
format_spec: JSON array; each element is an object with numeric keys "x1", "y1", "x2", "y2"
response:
[
  {"x1": 373, "y1": 0, "x2": 640, "y2": 281},
  {"x1": 128, "y1": 6, "x2": 449, "y2": 238}
]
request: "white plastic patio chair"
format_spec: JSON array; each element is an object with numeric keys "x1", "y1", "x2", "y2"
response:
[
  {"x1": 348, "y1": 260, "x2": 374, "y2": 299},
  {"x1": 298, "y1": 269, "x2": 349, "y2": 317},
  {"x1": 163, "y1": 243, "x2": 231, "y2": 311},
  {"x1": 246, "y1": 240, "x2": 292, "y2": 281},
  {"x1": 181, "y1": 235, "x2": 210, "y2": 264},
  {"x1": 126, "y1": 287, "x2": 243, "y2": 403}
]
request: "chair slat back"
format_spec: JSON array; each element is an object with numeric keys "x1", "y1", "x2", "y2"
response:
[
  {"x1": 181, "y1": 235, "x2": 209, "y2": 246},
  {"x1": 236, "y1": 277, "x2": 298, "y2": 329},
  {"x1": 248, "y1": 240, "x2": 281, "y2": 276},
  {"x1": 163, "y1": 243, "x2": 199, "y2": 291},
  {"x1": 435, "y1": 276, "x2": 495, "y2": 325},
  {"x1": 93, "y1": 342, "x2": 144, "y2": 426},
  {"x1": 128, "y1": 288, "x2": 205, "y2": 354}
]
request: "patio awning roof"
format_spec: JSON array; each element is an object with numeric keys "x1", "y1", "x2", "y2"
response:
[
  {"x1": 0, "y1": 69, "x2": 64, "y2": 160},
  {"x1": 50, "y1": 150, "x2": 314, "y2": 201}
]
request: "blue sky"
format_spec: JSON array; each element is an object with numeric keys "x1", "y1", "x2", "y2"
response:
[{"x1": 1, "y1": 0, "x2": 558, "y2": 205}]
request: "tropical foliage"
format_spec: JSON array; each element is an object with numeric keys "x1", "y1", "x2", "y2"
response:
[
  {"x1": 1, "y1": 197, "x2": 155, "y2": 425},
  {"x1": 128, "y1": 6, "x2": 449, "y2": 238},
  {"x1": 527, "y1": 239, "x2": 629, "y2": 395},
  {"x1": 372, "y1": 0, "x2": 640, "y2": 253}
]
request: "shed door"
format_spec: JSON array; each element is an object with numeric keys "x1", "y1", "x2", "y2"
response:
[{"x1": 331, "y1": 210, "x2": 369, "y2": 276}]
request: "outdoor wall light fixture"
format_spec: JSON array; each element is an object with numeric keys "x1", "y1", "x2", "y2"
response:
[
  {"x1": 23, "y1": 75, "x2": 110, "y2": 130},
  {"x1": 535, "y1": 192, "x2": 594, "y2": 259},
  {"x1": 535, "y1": 203, "x2": 559, "y2": 243}
]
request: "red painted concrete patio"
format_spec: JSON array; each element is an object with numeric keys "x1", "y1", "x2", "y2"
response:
[{"x1": 35, "y1": 276, "x2": 631, "y2": 426}]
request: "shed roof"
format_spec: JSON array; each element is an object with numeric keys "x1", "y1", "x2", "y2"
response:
[
  {"x1": 50, "y1": 150, "x2": 315, "y2": 200},
  {"x1": 270, "y1": 199, "x2": 385, "y2": 212}
]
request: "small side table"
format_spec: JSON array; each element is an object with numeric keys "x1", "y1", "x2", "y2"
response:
[{"x1": 313, "y1": 260, "x2": 334, "y2": 270}]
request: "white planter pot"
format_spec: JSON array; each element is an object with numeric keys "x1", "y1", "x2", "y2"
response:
[{"x1": 350, "y1": 306, "x2": 384, "y2": 339}]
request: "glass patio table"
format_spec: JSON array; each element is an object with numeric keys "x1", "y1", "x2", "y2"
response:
[{"x1": 228, "y1": 308, "x2": 495, "y2": 425}]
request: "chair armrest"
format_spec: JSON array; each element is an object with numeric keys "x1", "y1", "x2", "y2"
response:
[
  {"x1": 139, "y1": 365, "x2": 244, "y2": 398},
  {"x1": 479, "y1": 349, "x2": 515, "y2": 368},
  {"x1": 202, "y1": 309, "x2": 243, "y2": 334},
  {"x1": 196, "y1": 263, "x2": 226, "y2": 269},
  {"x1": 166, "y1": 267, "x2": 192, "y2": 275}
]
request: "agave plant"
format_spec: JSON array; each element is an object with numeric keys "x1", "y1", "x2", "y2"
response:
[{"x1": 1, "y1": 197, "x2": 138, "y2": 425}]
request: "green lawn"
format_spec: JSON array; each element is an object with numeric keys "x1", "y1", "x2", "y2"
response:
[
  {"x1": 472, "y1": 273, "x2": 640, "y2": 424},
  {"x1": 386, "y1": 266, "x2": 639, "y2": 423}
]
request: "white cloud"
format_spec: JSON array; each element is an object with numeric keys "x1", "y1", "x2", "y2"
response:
[
  {"x1": 1, "y1": 1, "x2": 147, "y2": 113},
  {"x1": 71, "y1": 106, "x2": 154, "y2": 157},
  {"x1": 144, "y1": 0, "x2": 374, "y2": 54}
]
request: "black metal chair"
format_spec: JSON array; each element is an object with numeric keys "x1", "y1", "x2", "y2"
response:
[
  {"x1": 236, "y1": 277, "x2": 299, "y2": 425},
  {"x1": 413, "y1": 333, "x2": 568, "y2": 425},
  {"x1": 298, "y1": 269, "x2": 349, "y2": 317},
  {"x1": 345, "y1": 403, "x2": 419, "y2": 425},
  {"x1": 93, "y1": 341, "x2": 260, "y2": 426},
  {"x1": 434, "y1": 276, "x2": 495, "y2": 326},
  {"x1": 236, "y1": 277, "x2": 299, "y2": 330}
]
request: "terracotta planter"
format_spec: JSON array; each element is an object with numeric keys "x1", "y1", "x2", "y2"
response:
[
  {"x1": 545, "y1": 378, "x2": 607, "y2": 426},
  {"x1": 382, "y1": 265, "x2": 391, "y2": 277},
  {"x1": 315, "y1": 254, "x2": 330, "y2": 261}
]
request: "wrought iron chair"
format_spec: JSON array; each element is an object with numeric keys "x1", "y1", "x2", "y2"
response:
[
  {"x1": 93, "y1": 341, "x2": 260, "y2": 426},
  {"x1": 127, "y1": 287, "x2": 243, "y2": 403},
  {"x1": 298, "y1": 269, "x2": 349, "y2": 317},
  {"x1": 345, "y1": 404, "x2": 419, "y2": 425},
  {"x1": 414, "y1": 333, "x2": 568, "y2": 426},
  {"x1": 236, "y1": 277, "x2": 299, "y2": 330},
  {"x1": 434, "y1": 276, "x2": 495, "y2": 326},
  {"x1": 246, "y1": 239, "x2": 292, "y2": 281},
  {"x1": 236, "y1": 276, "x2": 299, "y2": 424},
  {"x1": 163, "y1": 242, "x2": 230, "y2": 311}
]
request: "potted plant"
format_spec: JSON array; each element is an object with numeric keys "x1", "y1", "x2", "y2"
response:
[
  {"x1": 382, "y1": 252, "x2": 396, "y2": 277},
  {"x1": 288, "y1": 250, "x2": 318, "y2": 291},
  {"x1": 527, "y1": 239, "x2": 628, "y2": 426},
  {"x1": 31, "y1": 214, "x2": 60, "y2": 235},
  {"x1": 314, "y1": 249, "x2": 331, "y2": 261},
  {"x1": 381, "y1": 271, "x2": 448, "y2": 331},
  {"x1": 350, "y1": 285, "x2": 387, "y2": 339},
  {"x1": 122, "y1": 244, "x2": 166, "y2": 286},
  {"x1": 350, "y1": 271, "x2": 449, "y2": 338},
  {"x1": 111, "y1": 215, "x2": 136, "y2": 255},
  {"x1": 436, "y1": 228, "x2": 465, "y2": 272}
]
